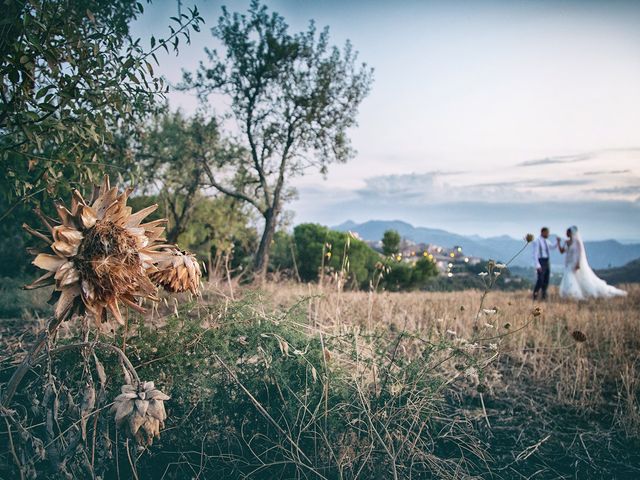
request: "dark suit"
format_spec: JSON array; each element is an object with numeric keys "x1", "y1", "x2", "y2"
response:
[
  {"x1": 533, "y1": 237, "x2": 552, "y2": 300},
  {"x1": 533, "y1": 258, "x2": 550, "y2": 300}
]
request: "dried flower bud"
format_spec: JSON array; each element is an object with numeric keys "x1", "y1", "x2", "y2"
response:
[
  {"x1": 532, "y1": 306, "x2": 542, "y2": 317},
  {"x1": 150, "y1": 249, "x2": 201, "y2": 295},
  {"x1": 571, "y1": 330, "x2": 587, "y2": 343},
  {"x1": 525, "y1": 233, "x2": 535, "y2": 243},
  {"x1": 111, "y1": 382, "x2": 169, "y2": 446}
]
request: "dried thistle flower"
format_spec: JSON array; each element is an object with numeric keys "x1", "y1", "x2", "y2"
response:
[
  {"x1": 111, "y1": 382, "x2": 169, "y2": 446},
  {"x1": 525, "y1": 233, "x2": 535, "y2": 243},
  {"x1": 150, "y1": 249, "x2": 201, "y2": 294},
  {"x1": 532, "y1": 306, "x2": 543, "y2": 317},
  {"x1": 23, "y1": 175, "x2": 199, "y2": 325},
  {"x1": 571, "y1": 330, "x2": 587, "y2": 343}
]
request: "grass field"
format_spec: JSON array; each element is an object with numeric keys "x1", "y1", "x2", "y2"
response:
[
  {"x1": 261, "y1": 282, "x2": 640, "y2": 478},
  {"x1": 1, "y1": 281, "x2": 639, "y2": 478}
]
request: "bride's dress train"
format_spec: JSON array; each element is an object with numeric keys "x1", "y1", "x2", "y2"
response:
[{"x1": 559, "y1": 228, "x2": 627, "y2": 300}]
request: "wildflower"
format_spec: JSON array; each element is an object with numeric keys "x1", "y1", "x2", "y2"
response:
[
  {"x1": 24, "y1": 176, "x2": 200, "y2": 325},
  {"x1": 446, "y1": 329, "x2": 457, "y2": 336},
  {"x1": 111, "y1": 382, "x2": 169, "y2": 446},
  {"x1": 489, "y1": 343, "x2": 498, "y2": 351},
  {"x1": 525, "y1": 233, "x2": 535, "y2": 243},
  {"x1": 487, "y1": 260, "x2": 496, "y2": 270},
  {"x1": 483, "y1": 308, "x2": 497, "y2": 315},
  {"x1": 571, "y1": 330, "x2": 587, "y2": 343},
  {"x1": 495, "y1": 263, "x2": 507, "y2": 269},
  {"x1": 532, "y1": 306, "x2": 543, "y2": 317},
  {"x1": 483, "y1": 322, "x2": 495, "y2": 329},
  {"x1": 478, "y1": 272, "x2": 488, "y2": 277}
]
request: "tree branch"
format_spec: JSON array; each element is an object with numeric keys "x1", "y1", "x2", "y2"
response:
[{"x1": 201, "y1": 161, "x2": 266, "y2": 215}]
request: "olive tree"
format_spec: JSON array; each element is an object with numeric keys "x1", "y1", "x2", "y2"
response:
[
  {"x1": 183, "y1": 0, "x2": 373, "y2": 278},
  {"x1": 0, "y1": 0, "x2": 203, "y2": 218}
]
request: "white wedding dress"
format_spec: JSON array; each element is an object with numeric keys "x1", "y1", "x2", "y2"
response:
[{"x1": 559, "y1": 228, "x2": 627, "y2": 300}]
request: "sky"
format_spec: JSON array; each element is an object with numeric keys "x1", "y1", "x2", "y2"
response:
[{"x1": 132, "y1": 0, "x2": 640, "y2": 241}]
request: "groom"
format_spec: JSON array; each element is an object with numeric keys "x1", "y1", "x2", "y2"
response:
[{"x1": 532, "y1": 227, "x2": 558, "y2": 301}]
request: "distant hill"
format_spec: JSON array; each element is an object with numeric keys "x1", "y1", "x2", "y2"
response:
[
  {"x1": 595, "y1": 259, "x2": 640, "y2": 285},
  {"x1": 334, "y1": 220, "x2": 640, "y2": 269}
]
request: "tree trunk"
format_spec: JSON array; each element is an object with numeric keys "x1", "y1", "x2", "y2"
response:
[{"x1": 254, "y1": 207, "x2": 278, "y2": 279}]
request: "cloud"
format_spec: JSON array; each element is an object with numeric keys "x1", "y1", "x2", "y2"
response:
[
  {"x1": 594, "y1": 185, "x2": 640, "y2": 195},
  {"x1": 518, "y1": 147, "x2": 640, "y2": 168},
  {"x1": 474, "y1": 179, "x2": 592, "y2": 188},
  {"x1": 517, "y1": 153, "x2": 593, "y2": 167},
  {"x1": 584, "y1": 169, "x2": 631, "y2": 176},
  {"x1": 355, "y1": 172, "x2": 532, "y2": 203}
]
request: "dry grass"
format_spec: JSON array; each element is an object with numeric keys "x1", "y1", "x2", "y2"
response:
[
  {"x1": 257, "y1": 282, "x2": 640, "y2": 477},
  {"x1": 2, "y1": 277, "x2": 639, "y2": 478}
]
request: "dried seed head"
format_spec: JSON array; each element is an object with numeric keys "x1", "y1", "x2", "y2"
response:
[
  {"x1": 111, "y1": 381, "x2": 170, "y2": 446},
  {"x1": 532, "y1": 306, "x2": 543, "y2": 317},
  {"x1": 571, "y1": 330, "x2": 587, "y2": 343},
  {"x1": 150, "y1": 249, "x2": 201, "y2": 295},
  {"x1": 24, "y1": 175, "x2": 200, "y2": 325},
  {"x1": 525, "y1": 233, "x2": 535, "y2": 243}
]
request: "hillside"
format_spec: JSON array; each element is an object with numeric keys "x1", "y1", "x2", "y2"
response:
[
  {"x1": 335, "y1": 220, "x2": 640, "y2": 269},
  {"x1": 595, "y1": 258, "x2": 640, "y2": 285}
]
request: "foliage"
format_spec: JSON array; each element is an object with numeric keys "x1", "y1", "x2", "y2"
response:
[
  {"x1": 291, "y1": 223, "x2": 381, "y2": 288},
  {"x1": 381, "y1": 257, "x2": 439, "y2": 292},
  {"x1": 0, "y1": 0, "x2": 203, "y2": 214},
  {"x1": 271, "y1": 224, "x2": 440, "y2": 291},
  {"x1": 128, "y1": 110, "x2": 244, "y2": 243},
  {"x1": 182, "y1": 0, "x2": 374, "y2": 275},
  {"x1": 382, "y1": 229, "x2": 401, "y2": 256}
]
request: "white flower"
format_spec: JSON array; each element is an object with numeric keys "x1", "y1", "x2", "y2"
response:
[
  {"x1": 446, "y1": 329, "x2": 457, "y2": 336},
  {"x1": 489, "y1": 343, "x2": 498, "y2": 351},
  {"x1": 478, "y1": 272, "x2": 488, "y2": 277}
]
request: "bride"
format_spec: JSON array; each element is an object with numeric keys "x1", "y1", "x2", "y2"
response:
[{"x1": 559, "y1": 226, "x2": 627, "y2": 300}]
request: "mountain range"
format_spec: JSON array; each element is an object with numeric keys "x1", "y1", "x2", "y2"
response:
[{"x1": 334, "y1": 220, "x2": 640, "y2": 269}]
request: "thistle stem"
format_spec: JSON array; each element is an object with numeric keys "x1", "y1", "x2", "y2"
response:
[
  {"x1": 1, "y1": 315, "x2": 63, "y2": 407},
  {"x1": 1, "y1": 318, "x2": 140, "y2": 408}
]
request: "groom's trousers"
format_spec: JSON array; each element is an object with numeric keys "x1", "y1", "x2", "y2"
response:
[{"x1": 533, "y1": 258, "x2": 550, "y2": 300}]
